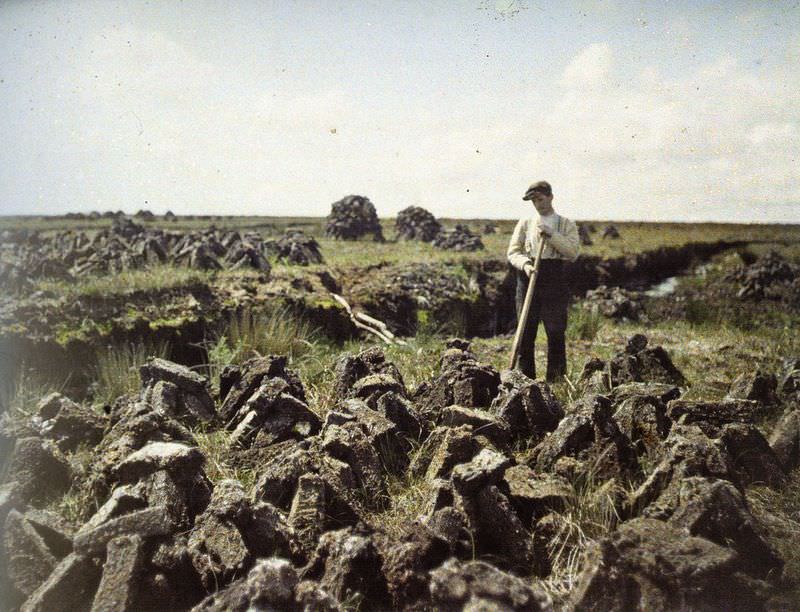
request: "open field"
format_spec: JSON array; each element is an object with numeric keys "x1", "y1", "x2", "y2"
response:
[
  {"x1": 1, "y1": 214, "x2": 799, "y2": 610},
  {"x1": 4, "y1": 213, "x2": 799, "y2": 257}
]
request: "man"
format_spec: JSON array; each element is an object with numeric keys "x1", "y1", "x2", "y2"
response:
[{"x1": 507, "y1": 181, "x2": 580, "y2": 381}]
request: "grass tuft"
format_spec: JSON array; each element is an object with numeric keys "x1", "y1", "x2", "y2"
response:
[
  {"x1": 541, "y1": 454, "x2": 629, "y2": 603},
  {"x1": 93, "y1": 340, "x2": 170, "y2": 404},
  {"x1": 192, "y1": 428, "x2": 257, "y2": 489},
  {"x1": 567, "y1": 304, "x2": 603, "y2": 342},
  {"x1": 214, "y1": 307, "x2": 319, "y2": 363},
  {"x1": 205, "y1": 307, "x2": 322, "y2": 395},
  {"x1": 0, "y1": 366, "x2": 64, "y2": 424},
  {"x1": 47, "y1": 444, "x2": 98, "y2": 524},
  {"x1": 362, "y1": 471, "x2": 432, "y2": 540},
  {"x1": 746, "y1": 472, "x2": 800, "y2": 601}
]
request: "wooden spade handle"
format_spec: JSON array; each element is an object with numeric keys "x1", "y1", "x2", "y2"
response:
[{"x1": 508, "y1": 234, "x2": 548, "y2": 370}]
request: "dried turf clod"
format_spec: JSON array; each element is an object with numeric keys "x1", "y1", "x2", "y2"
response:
[
  {"x1": 3, "y1": 510, "x2": 60, "y2": 598},
  {"x1": 429, "y1": 558, "x2": 552, "y2": 610},
  {"x1": 19, "y1": 553, "x2": 102, "y2": 612},
  {"x1": 34, "y1": 392, "x2": 106, "y2": 452},
  {"x1": 726, "y1": 369, "x2": 779, "y2": 405},
  {"x1": 534, "y1": 394, "x2": 640, "y2": 484},
  {"x1": 571, "y1": 518, "x2": 768, "y2": 611},
  {"x1": 91, "y1": 534, "x2": 146, "y2": 612},
  {"x1": 583, "y1": 285, "x2": 645, "y2": 321},
  {"x1": 491, "y1": 371, "x2": 564, "y2": 444},
  {"x1": 192, "y1": 558, "x2": 302, "y2": 612},
  {"x1": 301, "y1": 526, "x2": 391, "y2": 609},
  {"x1": 580, "y1": 334, "x2": 686, "y2": 388},
  {"x1": 139, "y1": 358, "x2": 216, "y2": 425},
  {"x1": 219, "y1": 355, "x2": 307, "y2": 422},
  {"x1": 73, "y1": 506, "x2": 177, "y2": 555},
  {"x1": 770, "y1": 407, "x2": 800, "y2": 471},
  {"x1": 4, "y1": 437, "x2": 71, "y2": 506},
  {"x1": 726, "y1": 250, "x2": 800, "y2": 299},
  {"x1": 451, "y1": 448, "x2": 511, "y2": 496},
  {"x1": 664, "y1": 476, "x2": 783, "y2": 580}
]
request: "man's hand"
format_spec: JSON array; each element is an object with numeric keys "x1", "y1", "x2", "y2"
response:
[
  {"x1": 536, "y1": 223, "x2": 554, "y2": 237},
  {"x1": 523, "y1": 262, "x2": 535, "y2": 277}
]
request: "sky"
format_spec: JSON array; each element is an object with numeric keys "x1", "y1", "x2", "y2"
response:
[{"x1": 1, "y1": 0, "x2": 799, "y2": 222}]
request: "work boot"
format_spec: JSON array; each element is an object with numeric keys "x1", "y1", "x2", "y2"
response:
[{"x1": 514, "y1": 354, "x2": 536, "y2": 380}]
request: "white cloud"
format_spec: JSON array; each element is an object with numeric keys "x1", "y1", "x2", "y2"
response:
[
  {"x1": 748, "y1": 122, "x2": 798, "y2": 146},
  {"x1": 560, "y1": 43, "x2": 613, "y2": 88},
  {"x1": 507, "y1": 43, "x2": 800, "y2": 221}
]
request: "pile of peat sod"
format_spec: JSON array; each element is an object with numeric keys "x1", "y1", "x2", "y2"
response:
[
  {"x1": 394, "y1": 207, "x2": 442, "y2": 243},
  {"x1": 0, "y1": 218, "x2": 275, "y2": 294},
  {"x1": 1, "y1": 219, "x2": 800, "y2": 611}
]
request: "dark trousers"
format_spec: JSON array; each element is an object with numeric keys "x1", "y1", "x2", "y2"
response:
[{"x1": 514, "y1": 260, "x2": 570, "y2": 382}]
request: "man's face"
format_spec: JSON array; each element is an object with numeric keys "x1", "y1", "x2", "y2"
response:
[{"x1": 531, "y1": 192, "x2": 554, "y2": 214}]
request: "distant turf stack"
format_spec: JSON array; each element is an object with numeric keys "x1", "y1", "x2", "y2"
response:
[
  {"x1": 325, "y1": 195, "x2": 384, "y2": 241},
  {"x1": 433, "y1": 224, "x2": 484, "y2": 251},
  {"x1": 394, "y1": 206, "x2": 442, "y2": 242}
]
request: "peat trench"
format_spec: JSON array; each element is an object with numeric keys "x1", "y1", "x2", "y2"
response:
[
  {"x1": 348, "y1": 239, "x2": 750, "y2": 338},
  {"x1": 1, "y1": 239, "x2": 748, "y2": 397}
]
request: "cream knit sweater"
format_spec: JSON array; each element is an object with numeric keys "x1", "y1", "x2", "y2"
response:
[{"x1": 506, "y1": 213, "x2": 580, "y2": 271}]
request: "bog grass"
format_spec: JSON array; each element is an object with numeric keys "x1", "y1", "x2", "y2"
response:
[
  {"x1": 567, "y1": 304, "x2": 604, "y2": 342},
  {"x1": 214, "y1": 307, "x2": 320, "y2": 363},
  {"x1": 192, "y1": 428, "x2": 258, "y2": 489},
  {"x1": 93, "y1": 340, "x2": 170, "y2": 404},
  {"x1": 362, "y1": 471, "x2": 432, "y2": 540},
  {"x1": 203, "y1": 306, "x2": 345, "y2": 418},
  {"x1": 747, "y1": 473, "x2": 800, "y2": 602},
  {"x1": 0, "y1": 366, "x2": 67, "y2": 423},
  {"x1": 205, "y1": 307, "x2": 322, "y2": 388},
  {"x1": 35, "y1": 264, "x2": 213, "y2": 299},
  {"x1": 542, "y1": 463, "x2": 629, "y2": 602}
]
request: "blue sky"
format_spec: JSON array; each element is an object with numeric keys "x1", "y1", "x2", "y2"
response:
[{"x1": 1, "y1": 0, "x2": 799, "y2": 221}]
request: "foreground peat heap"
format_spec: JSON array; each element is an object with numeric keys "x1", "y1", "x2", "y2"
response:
[
  {"x1": 264, "y1": 229, "x2": 324, "y2": 266},
  {"x1": 725, "y1": 250, "x2": 800, "y2": 300},
  {"x1": 2, "y1": 336, "x2": 798, "y2": 610},
  {"x1": 394, "y1": 206, "x2": 442, "y2": 242},
  {"x1": 325, "y1": 195, "x2": 384, "y2": 242},
  {"x1": 0, "y1": 220, "x2": 277, "y2": 293},
  {"x1": 433, "y1": 224, "x2": 484, "y2": 251},
  {"x1": 580, "y1": 333, "x2": 686, "y2": 388}
]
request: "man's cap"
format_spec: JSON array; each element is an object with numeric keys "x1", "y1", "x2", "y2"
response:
[{"x1": 523, "y1": 181, "x2": 552, "y2": 201}]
